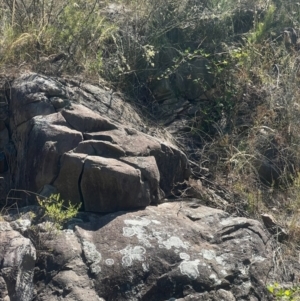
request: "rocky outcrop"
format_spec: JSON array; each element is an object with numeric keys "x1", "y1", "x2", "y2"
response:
[
  {"x1": 0, "y1": 222, "x2": 36, "y2": 301},
  {"x1": 0, "y1": 73, "x2": 289, "y2": 301},
  {"x1": 0, "y1": 72, "x2": 292, "y2": 301},
  {"x1": 2, "y1": 73, "x2": 190, "y2": 212},
  {"x1": 1, "y1": 201, "x2": 279, "y2": 301}
]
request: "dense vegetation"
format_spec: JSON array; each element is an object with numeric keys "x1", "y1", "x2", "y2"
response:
[{"x1": 2, "y1": 0, "x2": 300, "y2": 249}]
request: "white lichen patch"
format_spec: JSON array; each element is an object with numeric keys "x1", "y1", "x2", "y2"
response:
[
  {"x1": 179, "y1": 253, "x2": 190, "y2": 260},
  {"x1": 82, "y1": 240, "x2": 102, "y2": 274},
  {"x1": 122, "y1": 255, "x2": 132, "y2": 267},
  {"x1": 122, "y1": 217, "x2": 190, "y2": 255},
  {"x1": 151, "y1": 220, "x2": 161, "y2": 225},
  {"x1": 162, "y1": 236, "x2": 189, "y2": 250},
  {"x1": 142, "y1": 262, "x2": 149, "y2": 272},
  {"x1": 209, "y1": 273, "x2": 221, "y2": 285},
  {"x1": 124, "y1": 218, "x2": 151, "y2": 227},
  {"x1": 123, "y1": 227, "x2": 136, "y2": 237},
  {"x1": 105, "y1": 258, "x2": 114, "y2": 266},
  {"x1": 216, "y1": 255, "x2": 226, "y2": 266},
  {"x1": 122, "y1": 222, "x2": 152, "y2": 247},
  {"x1": 240, "y1": 266, "x2": 248, "y2": 275},
  {"x1": 11, "y1": 219, "x2": 31, "y2": 232},
  {"x1": 242, "y1": 281, "x2": 252, "y2": 290},
  {"x1": 90, "y1": 264, "x2": 101, "y2": 275},
  {"x1": 82, "y1": 241, "x2": 102, "y2": 264},
  {"x1": 179, "y1": 259, "x2": 200, "y2": 280},
  {"x1": 252, "y1": 255, "x2": 266, "y2": 262},
  {"x1": 201, "y1": 249, "x2": 216, "y2": 260},
  {"x1": 0, "y1": 222, "x2": 12, "y2": 231},
  {"x1": 201, "y1": 249, "x2": 228, "y2": 268},
  {"x1": 120, "y1": 246, "x2": 146, "y2": 267}
]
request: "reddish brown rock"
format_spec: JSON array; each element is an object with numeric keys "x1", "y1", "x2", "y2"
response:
[
  {"x1": 8, "y1": 73, "x2": 190, "y2": 210},
  {"x1": 120, "y1": 156, "x2": 164, "y2": 203},
  {"x1": 54, "y1": 152, "x2": 87, "y2": 206},
  {"x1": 81, "y1": 156, "x2": 151, "y2": 212},
  {"x1": 26, "y1": 116, "x2": 83, "y2": 192},
  {"x1": 74, "y1": 140, "x2": 125, "y2": 158},
  {"x1": 61, "y1": 104, "x2": 118, "y2": 132}
]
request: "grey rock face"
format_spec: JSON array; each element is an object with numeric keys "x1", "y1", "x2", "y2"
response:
[
  {"x1": 11, "y1": 201, "x2": 274, "y2": 301},
  {"x1": 0, "y1": 223, "x2": 36, "y2": 301},
  {"x1": 7, "y1": 73, "x2": 190, "y2": 212}
]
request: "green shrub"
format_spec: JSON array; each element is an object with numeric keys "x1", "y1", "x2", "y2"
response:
[
  {"x1": 268, "y1": 283, "x2": 300, "y2": 301},
  {"x1": 37, "y1": 193, "x2": 80, "y2": 230}
]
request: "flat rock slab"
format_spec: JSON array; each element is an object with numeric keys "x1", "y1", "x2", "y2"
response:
[
  {"x1": 28, "y1": 202, "x2": 274, "y2": 301},
  {"x1": 81, "y1": 156, "x2": 151, "y2": 211}
]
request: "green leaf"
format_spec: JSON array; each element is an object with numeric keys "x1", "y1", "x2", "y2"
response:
[
  {"x1": 267, "y1": 286, "x2": 274, "y2": 293},
  {"x1": 285, "y1": 290, "x2": 291, "y2": 296}
]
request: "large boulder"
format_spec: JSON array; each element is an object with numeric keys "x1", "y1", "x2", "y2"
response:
[
  {"x1": 2, "y1": 201, "x2": 277, "y2": 301},
  {"x1": 6, "y1": 73, "x2": 190, "y2": 212},
  {"x1": 80, "y1": 156, "x2": 152, "y2": 212},
  {"x1": 72, "y1": 202, "x2": 273, "y2": 301}
]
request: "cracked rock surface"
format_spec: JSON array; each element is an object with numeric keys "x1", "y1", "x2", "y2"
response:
[
  {"x1": 6, "y1": 73, "x2": 190, "y2": 212},
  {"x1": 1, "y1": 201, "x2": 276, "y2": 301},
  {"x1": 0, "y1": 73, "x2": 285, "y2": 301}
]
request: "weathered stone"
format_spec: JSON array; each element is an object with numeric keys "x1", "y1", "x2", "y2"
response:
[
  {"x1": 0, "y1": 152, "x2": 8, "y2": 173},
  {"x1": 64, "y1": 79, "x2": 144, "y2": 129},
  {"x1": 90, "y1": 128, "x2": 161, "y2": 156},
  {"x1": 11, "y1": 94, "x2": 55, "y2": 127},
  {"x1": 10, "y1": 74, "x2": 62, "y2": 126},
  {"x1": 0, "y1": 125, "x2": 9, "y2": 149},
  {"x1": 81, "y1": 156, "x2": 151, "y2": 212},
  {"x1": 39, "y1": 184, "x2": 57, "y2": 198},
  {"x1": 0, "y1": 276, "x2": 8, "y2": 300},
  {"x1": 74, "y1": 140, "x2": 125, "y2": 158},
  {"x1": 120, "y1": 156, "x2": 164, "y2": 203},
  {"x1": 8, "y1": 73, "x2": 190, "y2": 210},
  {"x1": 0, "y1": 175, "x2": 10, "y2": 204},
  {"x1": 17, "y1": 202, "x2": 274, "y2": 301},
  {"x1": 10, "y1": 219, "x2": 31, "y2": 233},
  {"x1": 150, "y1": 142, "x2": 191, "y2": 195},
  {"x1": 0, "y1": 227, "x2": 36, "y2": 301},
  {"x1": 61, "y1": 104, "x2": 118, "y2": 132},
  {"x1": 82, "y1": 128, "x2": 190, "y2": 196},
  {"x1": 49, "y1": 96, "x2": 69, "y2": 110},
  {"x1": 26, "y1": 116, "x2": 83, "y2": 192},
  {"x1": 54, "y1": 152, "x2": 87, "y2": 206},
  {"x1": 74, "y1": 202, "x2": 272, "y2": 301},
  {"x1": 32, "y1": 230, "x2": 101, "y2": 301}
]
